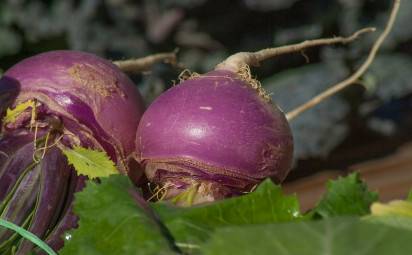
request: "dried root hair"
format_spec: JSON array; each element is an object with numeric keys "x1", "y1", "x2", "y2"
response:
[{"x1": 236, "y1": 64, "x2": 272, "y2": 103}]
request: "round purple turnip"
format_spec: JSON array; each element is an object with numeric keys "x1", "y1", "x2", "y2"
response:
[
  {"x1": 136, "y1": 67, "x2": 293, "y2": 205},
  {"x1": 134, "y1": 23, "x2": 384, "y2": 206},
  {"x1": 134, "y1": 26, "x2": 381, "y2": 206},
  {"x1": 0, "y1": 50, "x2": 145, "y2": 253}
]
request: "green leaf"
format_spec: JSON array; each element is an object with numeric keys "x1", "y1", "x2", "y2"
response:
[
  {"x1": 311, "y1": 173, "x2": 378, "y2": 218},
  {"x1": 199, "y1": 217, "x2": 412, "y2": 255},
  {"x1": 60, "y1": 178, "x2": 301, "y2": 254},
  {"x1": 154, "y1": 179, "x2": 301, "y2": 251},
  {"x1": 62, "y1": 146, "x2": 118, "y2": 179},
  {"x1": 3, "y1": 100, "x2": 35, "y2": 124},
  {"x1": 60, "y1": 175, "x2": 176, "y2": 255}
]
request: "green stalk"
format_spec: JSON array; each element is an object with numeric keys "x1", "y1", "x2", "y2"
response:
[{"x1": 0, "y1": 218, "x2": 57, "y2": 255}]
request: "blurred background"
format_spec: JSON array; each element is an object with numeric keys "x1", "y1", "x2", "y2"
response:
[{"x1": 0, "y1": 0, "x2": 411, "y2": 209}]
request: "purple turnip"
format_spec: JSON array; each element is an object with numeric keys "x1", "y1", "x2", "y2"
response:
[
  {"x1": 135, "y1": 25, "x2": 385, "y2": 206},
  {"x1": 136, "y1": 67, "x2": 293, "y2": 205},
  {"x1": 135, "y1": 0, "x2": 400, "y2": 205},
  {"x1": 0, "y1": 50, "x2": 145, "y2": 253},
  {"x1": 3, "y1": 50, "x2": 145, "y2": 168}
]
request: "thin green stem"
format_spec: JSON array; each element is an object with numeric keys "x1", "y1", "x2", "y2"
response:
[{"x1": 0, "y1": 218, "x2": 57, "y2": 255}]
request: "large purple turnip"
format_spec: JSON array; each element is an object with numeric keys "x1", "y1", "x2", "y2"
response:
[
  {"x1": 135, "y1": 26, "x2": 382, "y2": 206},
  {"x1": 136, "y1": 68, "x2": 293, "y2": 205},
  {"x1": 0, "y1": 50, "x2": 145, "y2": 253}
]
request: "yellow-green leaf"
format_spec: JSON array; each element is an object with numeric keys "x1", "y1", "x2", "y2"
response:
[
  {"x1": 365, "y1": 200, "x2": 412, "y2": 232},
  {"x1": 371, "y1": 200, "x2": 412, "y2": 217},
  {"x1": 3, "y1": 100, "x2": 35, "y2": 124},
  {"x1": 62, "y1": 146, "x2": 118, "y2": 179}
]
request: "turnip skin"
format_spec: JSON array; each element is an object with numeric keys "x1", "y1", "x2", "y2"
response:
[{"x1": 136, "y1": 70, "x2": 293, "y2": 204}]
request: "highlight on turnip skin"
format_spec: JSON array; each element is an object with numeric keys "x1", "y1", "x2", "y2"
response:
[
  {"x1": 0, "y1": 50, "x2": 145, "y2": 253},
  {"x1": 135, "y1": 27, "x2": 380, "y2": 206}
]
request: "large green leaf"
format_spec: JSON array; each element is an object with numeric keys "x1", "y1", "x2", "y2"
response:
[
  {"x1": 154, "y1": 179, "x2": 301, "y2": 251},
  {"x1": 200, "y1": 217, "x2": 412, "y2": 255},
  {"x1": 59, "y1": 177, "x2": 300, "y2": 254},
  {"x1": 311, "y1": 173, "x2": 378, "y2": 218},
  {"x1": 60, "y1": 175, "x2": 177, "y2": 255}
]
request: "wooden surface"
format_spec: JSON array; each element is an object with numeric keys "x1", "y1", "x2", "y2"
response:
[{"x1": 283, "y1": 142, "x2": 412, "y2": 212}]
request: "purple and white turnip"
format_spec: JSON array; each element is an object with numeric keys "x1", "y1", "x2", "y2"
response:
[
  {"x1": 136, "y1": 65, "x2": 293, "y2": 205},
  {"x1": 0, "y1": 50, "x2": 145, "y2": 253},
  {"x1": 135, "y1": 26, "x2": 381, "y2": 206}
]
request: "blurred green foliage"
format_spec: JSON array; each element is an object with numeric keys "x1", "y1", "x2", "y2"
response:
[{"x1": 0, "y1": 0, "x2": 410, "y2": 167}]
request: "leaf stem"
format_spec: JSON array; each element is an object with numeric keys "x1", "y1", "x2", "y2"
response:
[
  {"x1": 0, "y1": 218, "x2": 57, "y2": 255},
  {"x1": 286, "y1": 0, "x2": 401, "y2": 121}
]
